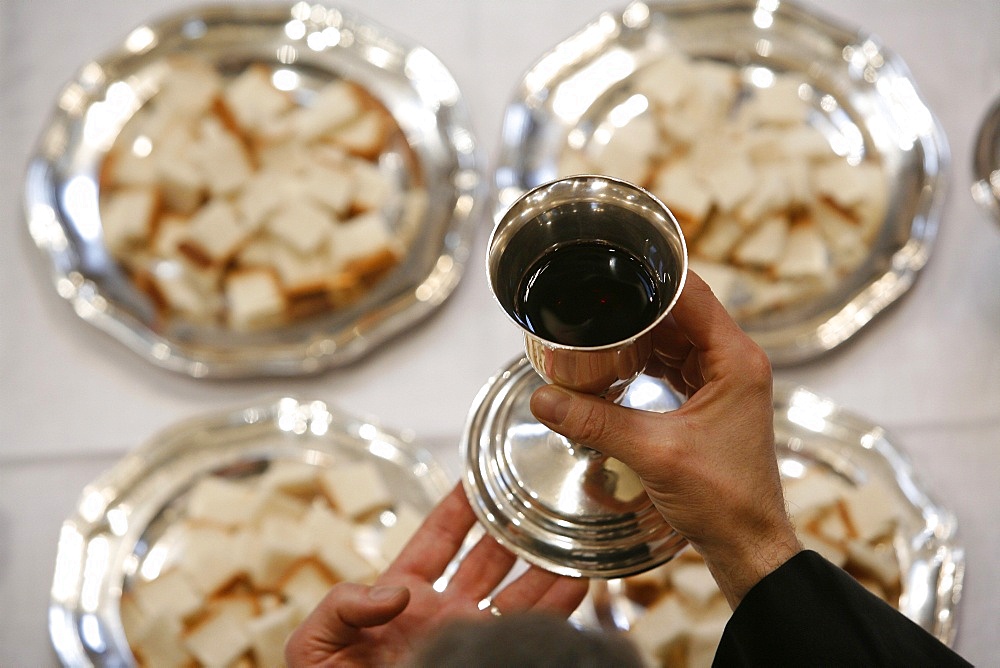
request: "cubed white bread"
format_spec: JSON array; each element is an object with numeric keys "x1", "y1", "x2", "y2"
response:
[
  {"x1": 797, "y1": 530, "x2": 848, "y2": 568},
  {"x1": 812, "y1": 198, "x2": 868, "y2": 271},
  {"x1": 104, "y1": 143, "x2": 158, "y2": 188},
  {"x1": 293, "y1": 80, "x2": 364, "y2": 141},
  {"x1": 247, "y1": 604, "x2": 300, "y2": 667},
  {"x1": 130, "y1": 567, "x2": 202, "y2": 621},
  {"x1": 130, "y1": 610, "x2": 192, "y2": 668},
  {"x1": 380, "y1": 502, "x2": 426, "y2": 563},
  {"x1": 156, "y1": 57, "x2": 222, "y2": 119},
  {"x1": 266, "y1": 199, "x2": 335, "y2": 255},
  {"x1": 846, "y1": 540, "x2": 900, "y2": 589},
  {"x1": 186, "y1": 476, "x2": 256, "y2": 528},
  {"x1": 686, "y1": 602, "x2": 730, "y2": 668},
  {"x1": 183, "y1": 596, "x2": 255, "y2": 667},
  {"x1": 236, "y1": 169, "x2": 295, "y2": 230},
  {"x1": 176, "y1": 524, "x2": 246, "y2": 594},
  {"x1": 736, "y1": 276, "x2": 825, "y2": 317},
  {"x1": 745, "y1": 124, "x2": 832, "y2": 161},
  {"x1": 262, "y1": 239, "x2": 337, "y2": 295},
  {"x1": 154, "y1": 124, "x2": 205, "y2": 215},
  {"x1": 628, "y1": 594, "x2": 690, "y2": 662},
  {"x1": 693, "y1": 213, "x2": 744, "y2": 262},
  {"x1": 329, "y1": 211, "x2": 396, "y2": 270},
  {"x1": 812, "y1": 159, "x2": 885, "y2": 211},
  {"x1": 773, "y1": 224, "x2": 830, "y2": 279},
  {"x1": 101, "y1": 186, "x2": 159, "y2": 254},
  {"x1": 147, "y1": 260, "x2": 222, "y2": 319},
  {"x1": 249, "y1": 483, "x2": 310, "y2": 526},
  {"x1": 739, "y1": 76, "x2": 811, "y2": 127},
  {"x1": 650, "y1": 162, "x2": 713, "y2": 233},
  {"x1": 119, "y1": 594, "x2": 145, "y2": 647},
  {"x1": 736, "y1": 165, "x2": 795, "y2": 221},
  {"x1": 255, "y1": 137, "x2": 314, "y2": 173},
  {"x1": 689, "y1": 138, "x2": 756, "y2": 212},
  {"x1": 225, "y1": 268, "x2": 286, "y2": 329},
  {"x1": 732, "y1": 214, "x2": 788, "y2": 267},
  {"x1": 259, "y1": 460, "x2": 320, "y2": 497},
  {"x1": 814, "y1": 503, "x2": 852, "y2": 543},
  {"x1": 223, "y1": 65, "x2": 294, "y2": 133},
  {"x1": 689, "y1": 59, "x2": 741, "y2": 112},
  {"x1": 149, "y1": 214, "x2": 188, "y2": 257},
  {"x1": 330, "y1": 109, "x2": 390, "y2": 158},
  {"x1": 588, "y1": 109, "x2": 659, "y2": 186},
  {"x1": 300, "y1": 162, "x2": 355, "y2": 216},
  {"x1": 669, "y1": 561, "x2": 722, "y2": 609},
  {"x1": 250, "y1": 516, "x2": 313, "y2": 589},
  {"x1": 195, "y1": 117, "x2": 254, "y2": 196},
  {"x1": 349, "y1": 158, "x2": 397, "y2": 213},
  {"x1": 303, "y1": 500, "x2": 377, "y2": 583},
  {"x1": 281, "y1": 560, "x2": 338, "y2": 617},
  {"x1": 634, "y1": 50, "x2": 697, "y2": 110},
  {"x1": 783, "y1": 473, "x2": 854, "y2": 525},
  {"x1": 179, "y1": 199, "x2": 251, "y2": 265},
  {"x1": 841, "y1": 482, "x2": 899, "y2": 542},
  {"x1": 319, "y1": 460, "x2": 392, "y2": 519}
]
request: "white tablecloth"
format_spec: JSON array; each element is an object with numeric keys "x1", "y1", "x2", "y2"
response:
[{"x1": 2, "y1": 1, "x2": 998, "y2": 664}]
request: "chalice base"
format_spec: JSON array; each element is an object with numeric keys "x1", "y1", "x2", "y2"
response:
[{"x1": 462, "y1": 356, "x2": 689, "y2": 578}]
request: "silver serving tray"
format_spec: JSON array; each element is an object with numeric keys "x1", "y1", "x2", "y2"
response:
[
  {"x1": 972, "y1": 94, "x2": 1000, "y2": 225},
  {"x1": 588, "y1": 383, "x2": 964, "y2": 646},
  {"x1": 48, "y1": 396, "x2": 451, "y2": 667},
  {"x1": 24, "y1": 3, "x2": 483, "y2": 378},
  {"x1": 493, "y1": 0, "x2": 949, "y2": 365}
]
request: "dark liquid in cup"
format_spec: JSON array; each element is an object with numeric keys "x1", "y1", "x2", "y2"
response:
[{"x1": 513, "y1": 240, "x2": 660, "y2": 347}]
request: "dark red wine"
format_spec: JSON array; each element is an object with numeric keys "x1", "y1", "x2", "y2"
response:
[{"x1": 513, "y1": 240, "x2": 660, "y2": 347}]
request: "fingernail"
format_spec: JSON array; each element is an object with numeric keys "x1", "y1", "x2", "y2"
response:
[
  {"x1": 369, "y1": 585, "x2": 406, "y2": 602},
  {"x1": 530, "y1": 386, "x2": 572, "y2": 426}
]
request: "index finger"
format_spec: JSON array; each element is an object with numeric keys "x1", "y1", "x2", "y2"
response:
[{"x1": 385, "y1": 483, "x2": 476, "y2": 582}]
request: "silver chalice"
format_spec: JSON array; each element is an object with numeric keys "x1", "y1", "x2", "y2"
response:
[{"x1": 462, "y1": 175, "x2": 690, "y2": 578}]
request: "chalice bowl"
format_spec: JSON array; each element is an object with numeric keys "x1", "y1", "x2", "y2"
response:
[{"x1": 462, "y1": 175, "x2": 690, "y2": 578}]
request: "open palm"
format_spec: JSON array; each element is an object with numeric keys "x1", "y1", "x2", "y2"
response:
[{"x1": 285, "y1": 484, "x2": 589, "y2": 667}]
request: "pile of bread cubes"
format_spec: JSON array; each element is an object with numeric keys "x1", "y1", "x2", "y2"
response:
[
  {"x1": 99, "y1": 56, "x2": 427, "y2": 330},
  {"x1": 558, "y1": 45, "x2": 887, "y2": 320},
  {"x1": 120, "y1": 458, "x2": 425, "y2": 666},
  {"x1": 622, "y1": 469, "x2": 903, "y2": 667}
]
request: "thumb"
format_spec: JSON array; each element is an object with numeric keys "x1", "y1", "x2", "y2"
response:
[
  {"x1": 285, "y1": 583, "x2": 409, "y2": 665},
  {"x1": 530, "y1": 385, "x2": 667, "y2": 472}
]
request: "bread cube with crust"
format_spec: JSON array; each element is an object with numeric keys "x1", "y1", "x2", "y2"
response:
[
  {"x1": 223, "y1": 64, "x2": 294, "y2": 134},
  {"x1": 225, "y1": 268, "x2": 286, "y2": 330},
  {"x1": 319, "y1": 460, "x2": 392, "y2": 520},
  {"x1": 101, "y1": 186, "x2": 158, "y2": 253},
  {"x1": 178, "y1": 199, "x2": 250, "y2": 266}
]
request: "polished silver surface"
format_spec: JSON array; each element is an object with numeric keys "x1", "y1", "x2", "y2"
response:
[
  {"x1": 487, "y1": 175, "x2": 688, "y2": 400},
  {"x1": 48, "y1": 396, "x2": 450, "y2": 667},
  {"x1": 493, "y1": 0, "x2": 949, "y2": 365},
  {"x1": 588, "y1": 383, "x2": 964, "y2": 645},
  {"x1": 467, "y1": 175, "x2": 689, "y2": 578},
  {"x1": 462, "y1": 356, "x2": 689, "y2": 578},
  {"x1": 24, "y1": 3, "x2": 482, "y2": 378},
  {"x1": 972, "y1": 95, "x2": 1000, "y2": 225}
]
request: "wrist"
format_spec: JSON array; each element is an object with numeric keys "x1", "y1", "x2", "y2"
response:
[{"x1": 702, "y1": 523, "x2": 802, "y2": 610}]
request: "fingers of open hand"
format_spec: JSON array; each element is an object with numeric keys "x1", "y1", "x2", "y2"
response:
[
  {"x1": 491, "y1": 567, "x2": 589, "y2": 617},
  {"x1": 446, "y1": 533, "x2": 518, "y2": 602},
  {"x1": 388, "y1": 484, "x2": 475, "y2": 583}
]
